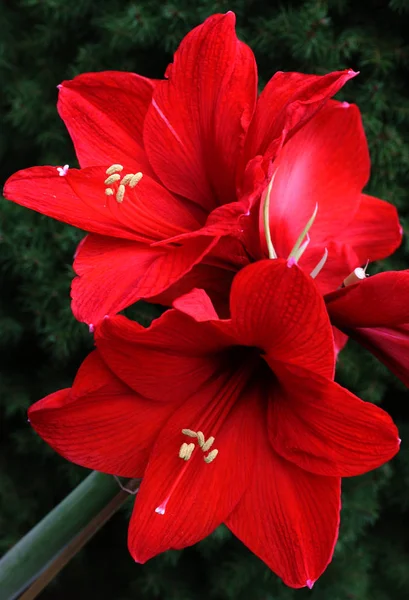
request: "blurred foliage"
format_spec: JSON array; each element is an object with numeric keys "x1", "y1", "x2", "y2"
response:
[{"x1": 1, "y1": 0, "x2": 409, "y2": 599}]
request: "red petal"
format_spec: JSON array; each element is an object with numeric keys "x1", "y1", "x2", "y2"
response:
[
  {"x1": 143, "y1": 13, "x2": 257, "y2": 210},
  {"x1": 226, "y1": 431, "x2": 341, "y2": 588},
  {"x1": 262, "y1": 101, "x2": 369, "y2": 258},
  {"x1": 339, "y1": 194, "x2": 402, "y2": 263},
  {"x1": 173, "y1": 288, "x2": 219, "y2": 321},
  {"x1": 352, "y1": 324, "x2": 409, "y2": 387},
  {"x1": 4, "y1": 166, "x2": 199, "y2": 242},
  {"x1": 268, "y1": 364, "x2": 400, "y2": 477},
  {"x1": 28, "y1": 352, "x2": 174, "y2": 477},
  {"x1": 95, "y1": 312, "x2": 232, "y2": 402},
  {"x1": 58, "y1": 71, "x2": 155, "y2": 173},
  {"x1": 229, "y1": 260, "x2": 335, "y2": 378},
  {"x1": 150, "y1": 262, "x2": 235, "y2": 318},
  {"x1": 128, "y1": 376, "x2": 263, "y2": 562},
  {"x1": 326, "y1": 270, "x2": 409, "y2": 327},
  {"x1": 243, "y1": 69, "x2": 356, "y2": 169},
  {"x1": 72, "y1": 233, "x2": 217, "y2": 324}
]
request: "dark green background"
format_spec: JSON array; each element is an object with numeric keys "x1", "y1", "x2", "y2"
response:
[{"x1": 1, "y1": 1, "x2": 409, "y2": 598}]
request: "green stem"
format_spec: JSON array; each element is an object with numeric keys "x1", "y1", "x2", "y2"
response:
[{"x1": 0, "y1": 472, "x2": 138, "y2": 600}]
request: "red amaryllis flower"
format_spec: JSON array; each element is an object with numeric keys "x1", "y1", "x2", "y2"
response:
[
  {"x1": 326, "y1": 268, "x2": 409, "y2": 386},
  {"x1": 3, "y1": 12, "x2": 369, "y2": 327},
  {"x1": 28, "y1": 260, "x2": 399, "y2": 588},
  {"x1": 161, "y1": 99, "x2": 402, "y2": 313}
]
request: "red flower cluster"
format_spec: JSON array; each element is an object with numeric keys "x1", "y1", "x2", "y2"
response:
[{"x1": 4, "y1": 11, "x2": 408, "y2": 589}]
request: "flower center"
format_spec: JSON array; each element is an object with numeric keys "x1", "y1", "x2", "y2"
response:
[
  {"x1": 180, "y1": 428, "x2": 218, "y2": 462},
  {"x1": 104, "y1": 164, "x2": 143, "y2": 203},
  {"x1": 154, "y1": 429, "x2": 218, "y2": 516}
]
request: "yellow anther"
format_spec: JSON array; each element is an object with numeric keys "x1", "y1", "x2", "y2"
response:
[
  {"x1": 182, "y1": 429, "x2": 197, "y2": 438},
  {"x1": 106, "y1": 164, "x2": 124, "y2": 175},
  {"x1": 105, "y1": 188, "x2": 114, "y2": 196},
  {"x1": 201, "y1": 436, "x2": 215, "y2": 452},
  {"x1": 129, "y1": 172, "x2": 143, "y2": 188},
  {"x1": 179, "y1": 443, "x2": 189, "y2": 459},
  {"x1": 185, "y1": 443, "x2": 195, "y2": 460},
  {"x1": 116, "y1": 184, "x2": 126, "y2": 203},
  {"x1": 120, "y1": 174, "x2": 134, "y2": 186},
  {"x1": 179, "y1": 442, "x2": 195, "y2": 461},
  {"x1": 104, "y1": 174, "x2": 121, "y2": 185},
  {"x1": 196, "y1": 431, "x2": 205, "y2": 447},
  {"x1": 204, "y1": 449, "x2": 218, "y2": 464}
]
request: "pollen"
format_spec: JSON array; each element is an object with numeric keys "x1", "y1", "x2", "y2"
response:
[
  {"x1": 181, "y1": 428, "x2": 198, "y2": 438},
  {"x1": 181, "y1": 429, "x2": 218, "y2": 462},
  {"x1": 196, "y1": 431, "x2": 205, "y2": 447},
  {"x1": 179, "y1": 442, "x2": 195, "y2": 461},
  {"x1": 105, "y1": 164, "x2": 124, "y2": 175},
  {"x1": 104, "y1": 174, "x2": 121, "y2": 185},
  {"x1": 201, "y1": 436, "x2": 215, "y2": 452},
  {"x1": 116, "y1": 184, "x2": 126, "y2": 203},
  {"x1": 104, "y1": 165, "x2": 143, "y2": 204},
  {"x1": 120, "y1": 174, "x2": 134, "y2": 186},
  {"x1": 129, "y1": 172, "x2": 143, "y2": 187},
  {"x1": 204, "y1": 449, "x2": 218, "y2": 464}
]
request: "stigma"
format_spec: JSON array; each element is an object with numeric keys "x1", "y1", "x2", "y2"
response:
[
  {"x1": 104, "y1": 164, "x2": 143, "y2": 203},
  {"x1": 57, "y1": 164, "x2": 69, "y2": 176}
]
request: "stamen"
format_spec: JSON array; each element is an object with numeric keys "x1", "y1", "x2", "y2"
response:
[
  {"x1": 310, "y1": 248, "x2": 328, "y2": 279},
  {"x1": 129, "y1": 172, "x2": 143, "y2": 188},
  {"x1": 104, "y1": 174, "x2": 121, "y2": 185},
  {"x1": 201, "y1": 436, "x2": 215, "y2": 452},
  {"x1": 106, "y1": 164, "x2": 124, "y2": 175},
  {"x1": 294, "y1": 233, "x2": 310, "y2": 262},
  {"x1": 342, "y1": 266, "x2": 368, "y2": 287},
  {"x1": 116, "y1": 184, "x2": 126, "y2": 203},
  {"x1": 196, "y1": 431, "x2": 205, "y2": 447},
  {"x1": 120, "y1": 174, "x2": 134, "y2": 186},
  {"x1": 263, "y1": 171, "x2": 278, "y2": 260},
  {"x1": 184, "y1": 443, "x2": 195, "y2": 460},
  {"x1": 179, "y1": 442, "x2": 189, "y2": 459},
  {"x1": 288, "y1": 203, "x2": 318, "y2": 260},
  {"x1": 181, "y1": 428, "x2": 197, "y2": 438},
  {"x1": 105, "y1": 189, "x2": 114, "y2": 196},
  {"x1": 204, "y1": 449, "x2": 218, "y2": 463}
]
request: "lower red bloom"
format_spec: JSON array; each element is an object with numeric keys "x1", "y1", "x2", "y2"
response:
[{"x1": 28, "y1": 260, "x2": 399, "y2": 588}]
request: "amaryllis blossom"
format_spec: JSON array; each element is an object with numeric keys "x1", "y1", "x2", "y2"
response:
[
  {"x1": 4, "y1": 12, "x2": 398, "y2": 326},
  {"x1": 28, "y1": 260, "x2": 399, "y2": 588},
  {"x1": 326, "y1": 269, "x2": 409, "y2": 386}
]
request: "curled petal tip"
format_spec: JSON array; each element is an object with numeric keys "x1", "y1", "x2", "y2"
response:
[
  {"x1": 287, "y1": 257, "x2": 297, "y2": 268},
  {"x1": 89, "y1": 324, "x2": 95, "y2": 333},
  {"x1": 57, "y1": 84, "x2": 62, "y2": 90},
  {"x1": 306, "y1": 579, "x2": 315, "y2": 589},
  {"x1": 398, "y1": 437, "x2": 402, "y2": 445}
]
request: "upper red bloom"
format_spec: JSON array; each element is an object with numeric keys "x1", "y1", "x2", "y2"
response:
[
  {"x1": 5, "y1": 12, "x2": 395, "y2": 327},
  {"x1": 28, "y1": 259, "x2": 399, "y2": 588},
  {"x1": 326, "y1": 269, "x2": 409, "y2": 386}
]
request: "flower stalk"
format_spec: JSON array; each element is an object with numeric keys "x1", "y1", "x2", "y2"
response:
[{"x1": 0, "y1": 472, "x2": 138, "y2": 600}]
